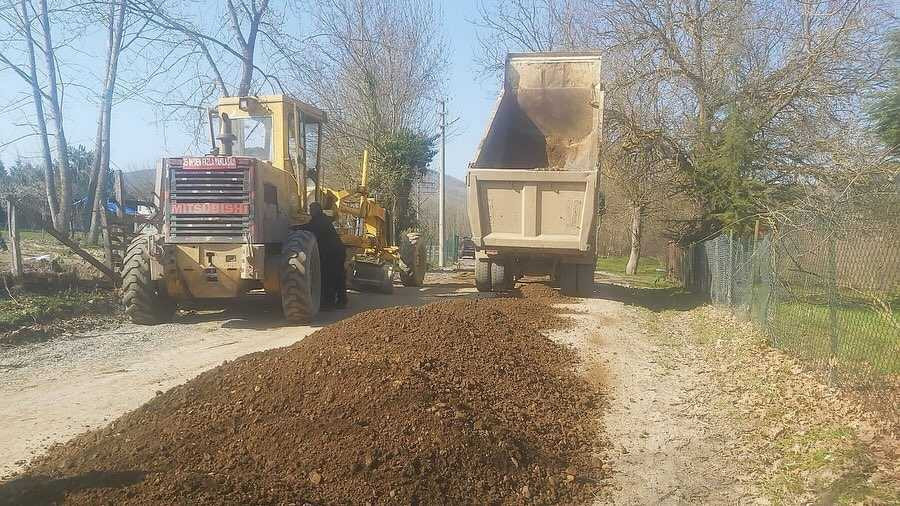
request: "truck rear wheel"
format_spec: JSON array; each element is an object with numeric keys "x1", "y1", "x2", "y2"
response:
[
  {"x1": 121, "y1": 237, "x2": 175, "y2": 325},
  {"x1": 475, "y1": 260, "x2": 491, "y2": 292},
  {"x1": 400, "y1": 232, "x2": 426, "y2": 287},
  {"x1": 577, "y1": 263, "x2": 594, "y2": 297},
  {"x1": 491, "y1": 261, "x2": 511, "y2": 292},
  {"x1": 560, "y1": 262, "x2": 595, "y2": 297},
  {"x1": 280, "y1": 230, "x2": 321, "y2": 323},
  {"x1": 559, "y1": 263, "x2": 578, "y2": 296}
]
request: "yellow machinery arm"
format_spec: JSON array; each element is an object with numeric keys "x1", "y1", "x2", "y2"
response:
[
  {"x1": 320, "y1": 149, "x2": 427, "y2": 291},
  {"x1": 320, "y1": 150, "x2": 395, "y2": 257}
]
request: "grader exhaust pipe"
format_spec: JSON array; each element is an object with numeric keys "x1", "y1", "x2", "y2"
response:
[{"x1": 216, "y1": 112, "x2": 236, "y2": 156}]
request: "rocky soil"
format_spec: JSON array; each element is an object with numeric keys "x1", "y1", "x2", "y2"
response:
[{"x1": 0, "y1": 290, "x2": 606, "y2": 505}]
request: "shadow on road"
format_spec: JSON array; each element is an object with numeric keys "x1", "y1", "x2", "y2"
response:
[
  {"x1": 593, "y1": 282, "x2": 706, "y2": 312},
  {"x1": 0, "y1": 470, "x2": 145, "y2": 505},
  {"x1": 172, "y1": 276, "x2": 479, "y2": 331}
]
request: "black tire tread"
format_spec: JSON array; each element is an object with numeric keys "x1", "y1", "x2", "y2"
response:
[
  {"x1": 576, "y1": 263, "x2": 594, "y2": 297},
  {"x1": 280, "y1": 230, "x2": 321, "y2": 323},
  {"x1": 490, "y1": 262, "x2": 509, "y2": 292},
  {"x1": 559, "y1": 262, "x2": 578, "y2": 296},
  {"x1": 121, "y1": 237, "x2": 175, "y2": 325},
  {"x1": 475, "y1": 260, "x2": 491, "y2": 292}
]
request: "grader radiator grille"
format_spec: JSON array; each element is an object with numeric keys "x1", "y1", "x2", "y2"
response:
[{"x1": 166, "y1": 158, "x2": 252, "y2": 242}]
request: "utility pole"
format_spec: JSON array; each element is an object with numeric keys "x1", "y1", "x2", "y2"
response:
[{"x1": 438, "y1": 99, "x2": 446, "y2": 269}]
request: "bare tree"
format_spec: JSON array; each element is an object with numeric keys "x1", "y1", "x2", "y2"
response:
[
  {"x1": 604, "y1": 132, "x2": 674, "y2": 274},
  {"x1": 297, "y1": 0, "x2": 447, "y2": 189},
  {"x1": 120, "y1": 0, "x2": 301, "y2": 153},
  {"x1": 580, "y1": 0, "x2": 894, "y2": 239},
  {"x1": 473, "y1": 0, "x2": 582, "y2": 75},
  {"x1": 86, "y1": 0, "x2": 128, "y2": 242},
  {"x1": 474, "y1": 0, "x2": 895, "y2": 243},
  {"x1": 0, "y1": 0, "x2": 76, "y2": 233},
  {"x1": 36, "y1": 0, "x2": 72, "y2": 232}
]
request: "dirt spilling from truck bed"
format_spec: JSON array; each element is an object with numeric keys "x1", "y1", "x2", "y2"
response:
[{"x1": 0, "y1": 288, "x2": 605, "y2": 505}]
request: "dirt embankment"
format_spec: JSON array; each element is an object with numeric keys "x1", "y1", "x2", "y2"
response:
[{"x1": 1, "y1": 291, "x2": 605, "y2": 505}]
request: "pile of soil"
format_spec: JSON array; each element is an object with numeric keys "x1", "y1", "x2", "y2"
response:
[
  {"x1": 1, "y1": 290, "x2": 605, "y2": 505},
  {"x1": 515, "y1": 282, "x2": 573, "y2": 301}
]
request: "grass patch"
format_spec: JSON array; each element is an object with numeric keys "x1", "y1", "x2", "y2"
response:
[
  {"x1": 763, "y1": 425, "x2": 897, "y2": 504},
  {"x1": 0, "y1": 291, "x2": 115, "y2": 333},
  {"x1": 0, "y1": 229, "x2": 104, "y2": 261},
  {"x1": 595, "y1": 256, "x2": 674, "y2": 289},
  {"x1": 770, "y1": 302, "x2": 900, "y2": 374}
]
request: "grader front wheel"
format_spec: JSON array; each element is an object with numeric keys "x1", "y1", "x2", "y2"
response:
[
  {"x1": 121, "y1": 237, "x2": 175, "y2": 325},
  {"x1": 280, "y1": 230, "x2": 321, "y2": 323}
]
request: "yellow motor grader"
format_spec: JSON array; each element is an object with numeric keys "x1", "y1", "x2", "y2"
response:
[
  {"x1": 121, "y1": 95, "x2": 426, "y2": 324},
  {"x1": 320, "y1": 149, "x2": 427, "y2": 293}
]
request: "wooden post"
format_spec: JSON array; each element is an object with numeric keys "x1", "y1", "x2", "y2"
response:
[
  {"x1": 114, "y1": 170, "x2": 126, "y2": 220},
  {"x1": 100, "y1": 205, "x2": 114, "y2": 269},
  {"x1": 7, "y1": 199, "x2": 22, "y2": 278}
]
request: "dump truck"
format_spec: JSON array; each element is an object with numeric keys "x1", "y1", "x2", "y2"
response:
[
  {"x1": 121, "y1": 95, "x2": 426, "y2": 325},
  {"x1": 467, "y1": 52, "x2": 604, "y2": 297}
]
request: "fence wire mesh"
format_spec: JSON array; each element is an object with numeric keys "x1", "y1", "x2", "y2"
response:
[{"x1": 679, "y1": 225, "x2": 899, "y2": 391}]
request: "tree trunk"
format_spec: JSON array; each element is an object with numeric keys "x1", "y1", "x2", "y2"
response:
[
  {"x1": 85, "y1": 0, "x2": 116, "y2": 232},
  {"x1": 7, "y1": 199, "x2": 23, "y2": 279},
  {"x1": 38, "y1": 0, "x2": 71, "y2": 234},
  {"x1": 86, "y1": 102, "x2": 106, "y2": 232},
  {"x1": 238, "y1": 46, "x2": 254, "y2": 96},
  {"x1": 20, "y1": 0, "x2": 59, "y2": 228},
  {"x1": 89, "y1": 0, "x2": 126, "y2": 243},
  {"x1": 625, "y1": 204, "x2": 643, "y2": 275}
]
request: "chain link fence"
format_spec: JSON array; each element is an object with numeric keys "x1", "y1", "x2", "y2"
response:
[
  {"x1": 425, "y1": 235, "x2": 460, "y2": 268},
  {"x1": 676, "y1": 224, "x2": 899, "y2": 391}
]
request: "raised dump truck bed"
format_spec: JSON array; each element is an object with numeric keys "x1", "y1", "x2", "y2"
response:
[{"x1": 467, "y1": 52, "x2": 603, "y2": 296}]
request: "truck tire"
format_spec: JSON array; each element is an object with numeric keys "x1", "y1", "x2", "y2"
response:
[
  {"x1": 490, "y1": 261, "x2": 510, "y2": 292},
  {"x1": 380, "y1": 264, "x2": 395, "y2": 294},
  {"x1": 549, "y1": 265, "x2": 560, "y2": 287},
  {"x1": 576, "y1": 263, "x2": 594, "y2": 297},
  {"x1": 475, "y1": 260, "x2": 491, "y2": 292},
  {"x1": 121, "y1": 237, "x2": 175, "y2": 325},
  {"x1": 280, "y1": 230, "x2": 321, "y2": 323},
  {"x1": 559, "y1": 263, "x2": 578, "y2": 296},
  {"x1": 400, "y1": 232, "x2": 427, "y2": 287}
]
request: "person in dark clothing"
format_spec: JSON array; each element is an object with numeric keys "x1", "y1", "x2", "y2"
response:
[{"x1": 300, "y1": 202, "x2": 348, "y2": 310}]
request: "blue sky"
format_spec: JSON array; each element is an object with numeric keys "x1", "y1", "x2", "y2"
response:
[{"x1": 0, "y1": 1, "x2": 499, "y2": 181}]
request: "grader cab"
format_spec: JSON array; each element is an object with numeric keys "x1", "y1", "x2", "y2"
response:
[{"x1": 121, "y1": 95, "x2": 427, "y2": 325}]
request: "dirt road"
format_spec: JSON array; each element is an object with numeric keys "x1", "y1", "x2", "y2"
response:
[
  {"x1": 552, "y1": 295, "x2": 749, "y2": 503},
  {"x1": 3, "y1": 273, "x2": 895, "y2": 502},
  {"x1": 0, "y1": 274, "x2": 474, "y2": 478}
]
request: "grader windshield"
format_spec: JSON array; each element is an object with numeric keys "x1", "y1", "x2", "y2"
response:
[{"x1": 231, "y1": 116, "x2": 273, "y2": 160}]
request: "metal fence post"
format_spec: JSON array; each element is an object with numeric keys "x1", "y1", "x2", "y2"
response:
[
  {"x1": 826, "y1": 232, "x2": 839, "y2": 384},
  {"x1": 727, "y1": 232, "x2": 734, "y2": 307},
  {"x1": 763, "y1": 234, "x2": 774, "y2": 337}
]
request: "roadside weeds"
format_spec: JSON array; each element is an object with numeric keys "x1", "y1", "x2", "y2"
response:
[{"x1": 648, "y1": 306, "x2": 898, "y2": 504}]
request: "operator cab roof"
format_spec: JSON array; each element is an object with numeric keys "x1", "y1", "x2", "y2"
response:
[{"x1": 218, "y1": 95, "x2": 327, "y2": 124}]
